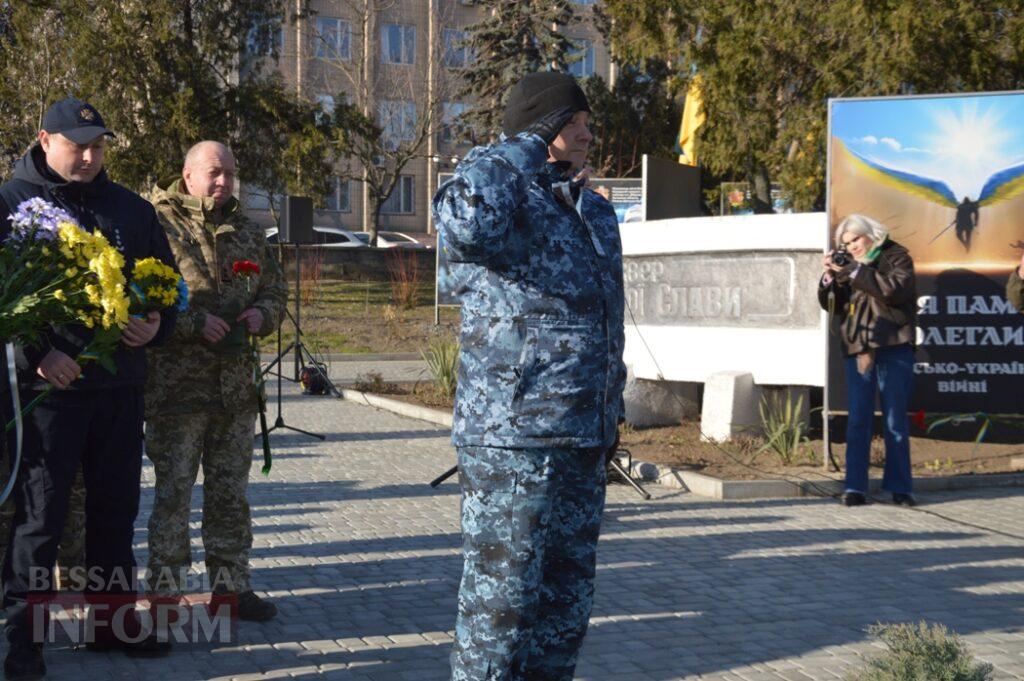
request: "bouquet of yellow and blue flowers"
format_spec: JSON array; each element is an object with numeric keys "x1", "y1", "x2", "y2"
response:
[
  {"x1": 2, "y1": 198, "x2": 133, "y2": 502},
  {"x1": 128, "y1": 256, "x2": 188, "y2": 316}
]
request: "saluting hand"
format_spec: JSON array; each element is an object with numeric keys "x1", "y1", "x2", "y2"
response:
[{"x1": 122, "y1": 311, "x2": 161, "y2": 347}]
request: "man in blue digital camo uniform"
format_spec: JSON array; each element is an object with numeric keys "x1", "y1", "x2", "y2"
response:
[{"x1": 433, "y1": 71, "x2": 626, "y2": 681}]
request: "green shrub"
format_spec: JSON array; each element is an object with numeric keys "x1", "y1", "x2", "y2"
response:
[
  {"x1": 757, "y1": 389, "x2": 812, "y2": 465},
  {"x1": 848, "y1": 622, "x2": 994, "y2": 681},
  {"x1": 422, "y1": 336, "x2": 459, "y2": 400}
]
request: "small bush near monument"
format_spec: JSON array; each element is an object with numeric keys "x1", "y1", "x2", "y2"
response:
[
  {"x1": 421, "y1": 335, "x2": 459, "y2": 400},
  {"x1": 847, "y1": 621, "x2": 993, "y2": 681},
  {"x1": 757, "y1": 389, "x2": 814, "y2": 465}
]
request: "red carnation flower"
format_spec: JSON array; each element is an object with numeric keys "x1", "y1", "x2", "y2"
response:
[
  {"x1": 911, "y1": 409, "x2": 927, "y2": 430},
  {"x1": 232, "y1": 260, "x2": 260, "y2": 276}
]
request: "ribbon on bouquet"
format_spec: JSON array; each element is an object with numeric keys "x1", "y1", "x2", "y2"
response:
[{"x1": 1, "y1": 343, "x2": 23, "y2": 505}]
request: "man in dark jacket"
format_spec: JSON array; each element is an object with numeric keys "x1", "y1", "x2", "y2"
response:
[
  {"x1": 433, "y1": 72, "x2": 625, "y2": 681},
  {"x1": 0, "y1": 98, "x2": 178, "y2": 678}
]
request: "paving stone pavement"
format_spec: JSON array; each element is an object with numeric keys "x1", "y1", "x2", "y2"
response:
[{"x1": 3, "y1": 374, "x2": 1023, "y2": 680}]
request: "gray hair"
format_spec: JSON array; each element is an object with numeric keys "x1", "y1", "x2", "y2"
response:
[
  {"x1": 834, "y1": 213, "x2": 889, "y2": 248},
  {"x1": 183, "y1": 140, "x2": 233, "y2": 170}
]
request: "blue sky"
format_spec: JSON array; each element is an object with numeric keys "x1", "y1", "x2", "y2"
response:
[{"x1": 833, "y1": 93, "x2": 1024, "y2": 201}]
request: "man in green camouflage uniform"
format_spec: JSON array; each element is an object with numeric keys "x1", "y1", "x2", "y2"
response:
[{"x1": 145, "y1": 141, "x2": 286, "y2": 621}]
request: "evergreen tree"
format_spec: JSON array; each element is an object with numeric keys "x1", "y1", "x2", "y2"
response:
[
  {"x1": 0, "y1": 0, "x2": 333, "y2": 203},
  {"x1": 458, "y1": 0, "x2": 579, "y2": 140},
  {"x1": 601, "y1": 0, "x2": 1024, "y2": 212},
  {"x1": 582, "y1": 60, "x2": 682, "y2": 178}
]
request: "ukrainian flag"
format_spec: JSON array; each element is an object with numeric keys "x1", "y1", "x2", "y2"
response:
[{"x1": 677, "y1": 77, "x2": 705, "y2": 166}]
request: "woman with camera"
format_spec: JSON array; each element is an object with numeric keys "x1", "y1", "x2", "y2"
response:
[{"x1": 819, "y1": 214, "x2": 917, "y2": 507}]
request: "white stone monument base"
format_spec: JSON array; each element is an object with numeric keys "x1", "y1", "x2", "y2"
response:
[{"x1": 700, "y1": 371, "x2": 761, "y2": 442}]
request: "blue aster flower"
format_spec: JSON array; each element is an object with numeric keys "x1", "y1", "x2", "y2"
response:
[
  {"x1": 175, "y1": 278, "x2": 190, "y2": 312},
  {"x1": 7, "y1": 198, "x2": 76, "y2": 243}
]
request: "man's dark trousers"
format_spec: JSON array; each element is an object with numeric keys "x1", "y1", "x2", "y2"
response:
[{"x1": 2, "y1": 386, "x2": 144, "y2": 643}]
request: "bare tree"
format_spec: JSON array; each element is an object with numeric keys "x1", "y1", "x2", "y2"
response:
[{"x1": 302, "y1": 0, "x2": 461, "y2": 246}]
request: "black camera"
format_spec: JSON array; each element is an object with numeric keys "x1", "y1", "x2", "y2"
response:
[{"x1": 831, "y1": 247, "x2": 852, "y2": 267}]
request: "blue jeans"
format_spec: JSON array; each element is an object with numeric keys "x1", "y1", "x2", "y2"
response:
[{"x1": 844, "y1": 344, "x2": 914, "y2": 495}]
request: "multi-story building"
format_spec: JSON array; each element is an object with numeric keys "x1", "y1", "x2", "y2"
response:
[{"x1": 242, "y1": 0, "x2": 614, "y2": 237}]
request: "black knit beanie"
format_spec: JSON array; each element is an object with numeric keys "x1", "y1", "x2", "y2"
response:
[{"x1": 501, "y1": 72, "x2": 591, "y2": 138}]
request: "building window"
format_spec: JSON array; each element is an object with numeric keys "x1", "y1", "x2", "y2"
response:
[
  {"x1": 380, "y1": 175, "x2": 415, "y2": 214},
  {"x1": 246, "y1": 25, "x2": 283, "y2": 57},
  {"x1": 378, "y1": 100, "x2": 417, "y2": 150},
  {"x1": 438, "y1": 102, "x2": 468, "y2": 145},
  {"x1": 381, "y1": 23, "x2": 415, "y2": 65},
  {"x1": 315, "y1": 17, "x2": 351, "y2": 60},
  {"x1": 567, "y1": 39, "x2": 595, "y2": 78},
  {"x1": 442, "y1": 28, "x2": 470, "y2": 69},
  {"x1": 324, "y1": 178, "x2": 351, "y2": 212}
]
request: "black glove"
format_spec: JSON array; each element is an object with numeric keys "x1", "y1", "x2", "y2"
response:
[
  {"x1": 521, "y1": 106, "x2": 576, "y2": 145},
  {"x1": 604, "y1": 430, "x2": 621, "y2": 467}
]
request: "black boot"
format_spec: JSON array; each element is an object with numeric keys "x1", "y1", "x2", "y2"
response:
[
  {"x1": 85, "y1": 631, "x2": 171, "y2": 657},
  {"x1": 3, "y1": 642, "x2": 45, "y2": 681},
  {"x1": 236, "y1": 591, "x2": 277, "y2": 622},
  {"x1": 841, "y1": 491, "x2": 867, "y2": 506},
  {"x1": 85, "y1": 610, "x2": 172, "y2": 657}
]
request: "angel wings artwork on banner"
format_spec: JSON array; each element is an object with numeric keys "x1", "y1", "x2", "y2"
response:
[{"x1": 836, "y1": 139, "x2": 1024, "y2": 255}]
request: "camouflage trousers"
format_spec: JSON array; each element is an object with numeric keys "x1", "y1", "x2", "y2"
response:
[
  {"x1": 451, "y1": 446, "x2": 607, "y2": 681},
  {"x1": 145, "y1": 410, "x2": 255, "y2": 596}
]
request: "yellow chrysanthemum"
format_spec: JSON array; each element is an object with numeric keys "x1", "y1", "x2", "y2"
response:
[
  {"x1": 133, "y1": 257, "x2": 177, "y2": 282},
  {"x1": 53, "y1": 289, "x2": 66, "y2": 301}
]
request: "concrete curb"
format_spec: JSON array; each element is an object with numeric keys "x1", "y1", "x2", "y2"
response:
[
  {"x1": 625, "y1": 459, "x2": 1024, "y2": 500},
  {"x1": 337, "y1": 388, "x2": 452, "y2": 428},
  {"x1": 335, "y1": 391, "x2": 1024, "y2": 500},
  {"x1": 261, "y1": 353, "x2": 422, "y2": 363}
]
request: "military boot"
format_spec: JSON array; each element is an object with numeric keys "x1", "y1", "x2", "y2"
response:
[
  {"x1": 237, "y1": 590, "x2": 277, "y2": 621},
  {"x1": 210, "y1": 588, "x2": 277, "y2": 621}
]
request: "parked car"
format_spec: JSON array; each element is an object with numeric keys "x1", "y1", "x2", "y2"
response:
[
  {"x1": 353, "y1": 231, "x2": 427, "y2": 249},
  {"x1": 265, "y1": 226, "x2": 367, "y2": 248}
]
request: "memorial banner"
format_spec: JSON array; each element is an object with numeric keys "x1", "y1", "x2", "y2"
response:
[
  {"x1": 590, "y1": 178, "x2": 642, "y2": 223},
  {"x1": 828, "y1": 92, "x2": 1024, "y2": 413}
]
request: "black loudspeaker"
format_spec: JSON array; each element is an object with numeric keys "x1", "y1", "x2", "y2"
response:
[{"x1": 279, "y1": 196, "x2": 314, "y2": 244}]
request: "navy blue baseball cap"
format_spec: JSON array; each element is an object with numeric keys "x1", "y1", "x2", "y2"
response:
[{"x1": 42, "y1": 98, "x2": 115, "y2": 144}]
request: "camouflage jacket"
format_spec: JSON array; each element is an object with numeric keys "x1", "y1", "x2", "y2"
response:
[
  {"x1": 1009, "y1": 268, "x2": 1024, "y2": 313},
  {"x1": 145, "y1": 178, "x2": 287, "y2": 416},
  {"x1": 433, "y1": 133, "x2": 626, "y2": 449}
]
